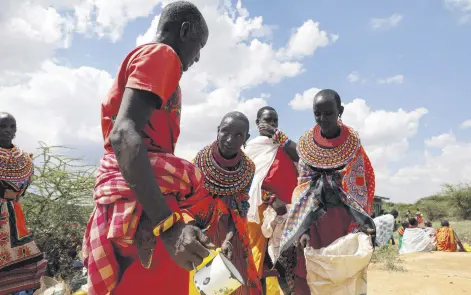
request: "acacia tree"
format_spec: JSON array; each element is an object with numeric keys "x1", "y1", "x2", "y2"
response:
[
  {"x1": 442, "y1": 182, "x2": 471, "y2": 220},
  {"x1": 21, "y1": 143, "x2": 95, "y2": 279}
]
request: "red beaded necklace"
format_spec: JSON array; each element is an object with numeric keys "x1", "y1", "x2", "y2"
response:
[
  {"x1": 193, "y1": 142, "x2": 254, "y2": 196},
  {"x1": 297, "y1": 123, "x2": 361, "y2": 169}
]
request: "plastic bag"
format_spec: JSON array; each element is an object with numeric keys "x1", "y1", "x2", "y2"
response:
[
  {"x1": 33, "y1": 276, "x2": 70, "y2": 295},
  {"x1": 304, "y1": 232, "x2": 373, "y2": 295}
]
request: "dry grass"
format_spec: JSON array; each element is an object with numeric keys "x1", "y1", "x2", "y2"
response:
[{"x1": 371, "y1": 246, "x2": 406, "y2": 272}]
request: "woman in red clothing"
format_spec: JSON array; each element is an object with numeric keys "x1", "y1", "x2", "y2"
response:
[
  {"x1": 186, "y1": 111, "x2": 262, "y2": 295},
  {"x1": 244, "y1": 106, "x2": 299, "y2": 294},
  {"x1": 279, "y1": 89, "x2": 376, "y2": 294}
]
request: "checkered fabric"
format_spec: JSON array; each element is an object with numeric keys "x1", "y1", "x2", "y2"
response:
[{"x1": 82, "y1": 152, "x2": 203, "y2": 295}]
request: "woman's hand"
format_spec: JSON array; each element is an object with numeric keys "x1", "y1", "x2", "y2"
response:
[
  {"x1": 221, "y1": 239, "x2": 234, "y2": 259},
  {"x1": 299, "y1": 233, "x2": 311, "y2": 248},
  {"x1": 258, "y1": 123, "x2": 276, "y2": 138},
  {"x1": 271, "y1": 197, "x2": 287, "y2": 216}
]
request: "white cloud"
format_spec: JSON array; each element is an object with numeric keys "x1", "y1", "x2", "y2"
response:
[
  {"x1": 388, "y1": 134, "x2": 471, "y2": 201},
  {"x1": 370, "y1": 14, "x2": 403, "y2": 30},
  {"x1": 288, "y1": 88, "x2": 322, "y2": 110},
  {"x1": 445, "y1": 0, "x2": 471, "y2": 12},
  {"x1": 347, "y1": 71, "x2": 360, "y2": 83},
  {"x1": 72, "y1": 0, "x2": 162, "y2": 42},
  {"x1": 279, "y1": 20, "x2": 334, "y2": 59},
  {"x1": 0, "y1": 0, "x2": 73, "y2": 76},
  {"x1": 347, "y1": 71, "x2": 367, "y2": 84},
  {"x1": 377, "y1": 74, "x2": 404, "y2": 84},
  {"x1": 424, "y1": 132, "x2": 456, "y2": 148},
  {"x1": 0, "y1": 61, "x2": 113, "y2": 158},
  {"x1": 444, "y1": 0, "x2": 471, "y2": 23},
  {"x1": 460, "y1": 119, "x2": 471, "y2": 128}
]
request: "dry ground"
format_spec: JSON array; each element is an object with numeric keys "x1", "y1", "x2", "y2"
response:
[{"x1": 368, "y1": 251, "x2": 471, "y2": 295}]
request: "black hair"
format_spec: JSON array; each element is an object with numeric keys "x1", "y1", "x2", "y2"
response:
[
  {"x1": 256, "y1": 106, "x2": 276, "y2": 120},
  {"x1": 314, "y1": 89, "x2": 342, "y2": 109},
  {"x1": 391, "y1": 209, "x2": 399, "y2": 218},
  {"x1": 220, "y1": 111, "x2": 250, "y2": 132},
  {"x1": 424, "y1": 220, "x2": 433, "y2": 227},
  {"x1": 157, "y1": 1, "x2": 208, "y2": 38},
  {"x1": 402, "y1": 220, "x2": 410, "y2": 229},
  {"x1": 441, "y1": 220, "x2": 450, "y2": 227},
  {"x1": 0, "y1": 112, "x2": 13, "y2": 117},
  {"x1": 408, "y1": 217, "x2": 418, "y2": 226}
]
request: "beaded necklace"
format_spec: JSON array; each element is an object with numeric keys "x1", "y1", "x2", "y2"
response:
[
  {"x1": 0, "y1": 145, "x2": 34, "y2": 191},
  {"x1": 193, "y1": 142, "x2": 255, "y2": 196},
  {"x1": 297, "y1": 123, "x2": 361, "y2": 169}
]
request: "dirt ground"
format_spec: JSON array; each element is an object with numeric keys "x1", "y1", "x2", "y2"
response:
[{"x1": 368, "y1": 251, "x2": 471, "y2": 295}]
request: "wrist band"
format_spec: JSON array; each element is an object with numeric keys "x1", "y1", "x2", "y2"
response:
[
  {"x1": 273, "y1": 130, "x2": 289, "y2": 147},
  {"x1": 262, "y1": 190, "x2": 276, "y2": 205},
  {"x1": 153, "y1": 212, "x2": 182, "y2": 237}
]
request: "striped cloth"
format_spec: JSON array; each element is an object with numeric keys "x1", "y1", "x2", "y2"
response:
[
  {"x1": 82, "y1": 152, "x2": 203, "y2": 295},
  {"x1": 0, "y1": 259, "x2": 47, "y2": 295}
]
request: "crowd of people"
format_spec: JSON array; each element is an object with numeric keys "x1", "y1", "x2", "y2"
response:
[
  {"x1": 372, "y1": 209, "x2": 467, "y2": 255},
  {"x1": 0, "y1": 1, "x2": 468, "y2": 295}
]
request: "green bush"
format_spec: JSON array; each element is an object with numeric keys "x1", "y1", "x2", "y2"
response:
[{"x1": 21, "y1": 144, "x2": 94, "y2": 279}]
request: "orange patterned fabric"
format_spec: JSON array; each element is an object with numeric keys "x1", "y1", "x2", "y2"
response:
[
  {"x1": 436, "y1": 227, "x2": 456, "y2": 252},
  {"x1": 342, "y1": 146, "x2": 375, "y2": 214},
  {"x1": 1, "y1": 146, "x2": 42, "y2": 273}
]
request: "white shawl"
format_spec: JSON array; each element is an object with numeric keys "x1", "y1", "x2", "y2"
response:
[
  {"x1": 399, "y1": 228, "x2": 434, "y2": 254},
  {"x1": 243, "y1": 136, "x2": 279, "y2": 224}
]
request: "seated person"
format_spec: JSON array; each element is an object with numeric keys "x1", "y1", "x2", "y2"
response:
[
  {"x1": 423, "y1": 220, "x2": 437, "y2": 249},
  {"x1": 436, "y1": 220, "x2": 465, "y2": 252},
  {"x1": 397, "y1": 220, "x2": 409, "y2": 250},
  {"x1": 399, "y1": 217, "x2": 434, "y2": 254}
]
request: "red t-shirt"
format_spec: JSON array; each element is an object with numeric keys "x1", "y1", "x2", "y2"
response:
[
  {"x1": 101, "y1": 43, "x2": 182, "y2": 154},
  {"x1": 262, "y1": 147, "x2": 298, "y2": 204}
]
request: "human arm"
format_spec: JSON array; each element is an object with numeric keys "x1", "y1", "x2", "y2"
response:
[
  {"x1": 221, "y1": 214, "x2": 235, "y2": 259},
  {"x1": 110, "y1": 88, "x2": 213, "y2": 269},
  {"x1": 283, "y1": 140, "x2": 299, "y2": 162},
  {"x1": 453, "y1": 230, "x2": 466, "y2": 252},
  {"x1": 299, "y1": 230, "x2": 311, "y2": 248},
  {"x1": 259, "y1": 123, "x2": 299, "y2": 162}
]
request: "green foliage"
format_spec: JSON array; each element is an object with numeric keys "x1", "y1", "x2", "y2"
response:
[
  {"x1": 383, "y1": 182, "x2": 471, "y2": 222},
  {"x1": 21, "y1": 143, "x2": 95, "y2": 279},
  {"x1": 443, "y1": 183, "x2": 471, "y2": 220}
]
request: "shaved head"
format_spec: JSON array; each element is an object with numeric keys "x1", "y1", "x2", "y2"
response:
[
  {"x1": 313, "y1": 89, "x2": 342, "y2": 109},
  {"x1": 220, "y1": 111, "x2": 249, "y2": 129},
  {"x1": 157, "y1": 1, "x2": 208, "y2": 38}
]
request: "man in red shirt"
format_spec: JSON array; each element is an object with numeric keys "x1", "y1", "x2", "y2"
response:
[{"x1": 82, "y1": 2, "x2": 211, "y2": 294}]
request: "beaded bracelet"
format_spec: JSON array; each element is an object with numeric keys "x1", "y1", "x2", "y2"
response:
[
  {"x1": 273, "y1": 130, "x2": 289, "y2": 147},
  {"x1": 262, "y1": 190, "x2": 276, "y2": 205},
  {"x1": 153, "y1": 212, "x2": 182, "y2": 237}
]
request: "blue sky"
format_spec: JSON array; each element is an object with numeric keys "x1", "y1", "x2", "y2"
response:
[{"x1": 1, "y1": 0, "x2": 471, "y2": 202}]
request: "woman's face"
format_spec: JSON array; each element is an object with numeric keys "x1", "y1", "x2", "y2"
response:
[
  {"x1": 313, "y1": 96, "x2": 340, "y2": 136},
  {"x1": 257, "y1": 109, "x2": 278, "y2": 130},
  {"x1": 217, "y1": 117, "x2": 248, "y2": 159},
  {"x1": 0, "y1": 113, "x2": 16, "y2": 148}
]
